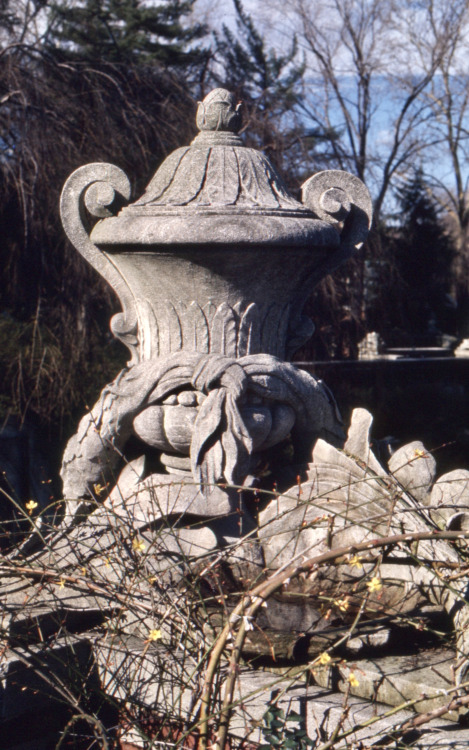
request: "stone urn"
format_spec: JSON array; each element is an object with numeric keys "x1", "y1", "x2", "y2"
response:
[{"x1": 60, "y1": 88, "x2": 372, "y2": 503}]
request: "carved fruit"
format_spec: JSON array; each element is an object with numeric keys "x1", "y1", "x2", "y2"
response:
[{"x1": 132, "y1": 400, "x2": 296, "y2": 455}]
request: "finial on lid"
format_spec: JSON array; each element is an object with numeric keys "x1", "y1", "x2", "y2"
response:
[{"x1": 196, "y1": 88, "x2": 242, "y2": 133}]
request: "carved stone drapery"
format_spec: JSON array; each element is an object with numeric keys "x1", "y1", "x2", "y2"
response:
[
  {"x1": 6, "y1": 90, "x2": 469, "y2": 742},
  {"x1": 60, "y1": 88, "x2": 372, "y2": 501}
]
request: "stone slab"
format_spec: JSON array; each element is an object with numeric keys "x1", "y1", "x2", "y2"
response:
[
  {"x1": 311, "y1": 647, "x2": 458, "y2": 720},
  {"x1": 304, "y1": 688, "x2": 469, "y2": 749},
  {"x1": 3, "y1": 632, "x2": 469, "y2": 749},
  {"x1": 92, "y1": 637, "x2": 469, "y2": 748}
]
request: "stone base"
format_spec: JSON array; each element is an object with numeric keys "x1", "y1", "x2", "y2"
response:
[{"x1": 2, "y1": 631, "x2": 469, "y2": 750}]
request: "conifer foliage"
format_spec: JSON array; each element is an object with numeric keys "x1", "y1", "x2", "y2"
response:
[
  {"x1": 388, "y1": 171, "x2": 456, "y2": 342},
  {"x1": 211, "y1": 0, "x2": 310, "y2": 183},
  {"x1": 47, "y1": 0, "x2": 207, "y2": 68}
]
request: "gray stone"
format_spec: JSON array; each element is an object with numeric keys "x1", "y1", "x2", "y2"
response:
[
  {"x1": 344, "y1": 405, "x2": 387, "y2": 476},
  {"x1": 92, "y1": 645, "x2": 469, "y2": 748},
  {"x1": 60, "y1": 87, "x2": 371, "y2": 504},
  {"x1": 357, "y1": 330, "x2": 384, "y2": 359},
  {"x1": 304, "y1": 689, "x2": 469, "y2": 749},
  {"x1": 312, "y1": 648, "x2": 458, "y2": 720},
  {"x1": 0, "y1": 635, "x2": 113, "y2": 750},
  {"x1": 455, "y1": 338, "x2": 469, "y2": 357},
  {"x1": 15, "y1": 82, "x2": 469, "y2": 749},
  {"x1": 93, "y1": 634, "x2": 199, "y2": 718},
  {"x1": 6, "y1": 633, "x2": 469, "y2": 750},
  {"x1": 106, "y1": 457, "x2": 235, "y2": 520},
  {"x1": 388, "y1": 440, "x2": 437, "y2": 505},
  {"x1": 0, "y1": 497, "x2": 219, "y2": 630},
  {"x1": 60, "y1": 351, "x2": 346, "y2": 502},
  {"x1": 429, "y1": 469, "x2": 469, "y2": 527},
  {"x1": 258, "y1": 408, "x2": 469, "y2": 683},
  {"x1": 1, "y1": 637, "x2": 98, "y2": 722}
]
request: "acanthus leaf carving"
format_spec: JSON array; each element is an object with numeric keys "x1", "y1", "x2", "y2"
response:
[
  {"x1": 237, "y1": 303, "x2": 260, "y2": 357},
  {"x1": 188, "y1": 301, "x2": 210, "y2": 353},
  {"x1": 167, "y1": 302, "x2": 183, "y2": 353},
  {"x1": 210, "y1": 302, "x2": 237, "y2": 355}
]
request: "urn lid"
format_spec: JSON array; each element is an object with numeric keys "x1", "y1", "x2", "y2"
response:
[
  {"x1": 131, "y1": 88, "x2": 307, "y2": 214},
  {"x1": 89, "y1": 88, "x2": 351, "y2": 248}
]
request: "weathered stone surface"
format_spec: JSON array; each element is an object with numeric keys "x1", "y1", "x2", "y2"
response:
[
  {"x1": 312, "y1": 648, "x2": 458, "y2": 720},
  {"x1": 1, "y1": 498, "x2": 218, "y2": 632},
  {"x1": 18, "y1": 82, "x2": 464, "y2": 750},
  {"x1": 60, "y1": 87, "x2": 371, "y2": 506},
  {"x1": 206, "y1": 611, "x2": 395, "y2": 660},
  {"x1": 343, "y1": 405, "x2": 387, "y2": 475},
  {"x1": 305, "y1": 688, "x2": 469, "y2": 749},
  {"x1": 1, "y1": 638, "x2": 98, "y2": 721},
  {"x1": 388, "y1": 440, "x2": 437, "y2": 504},
  {"x1": 4, "y1": 629, "x2": 469, "y2": 750},
  {"x1": 258, "y1": 408, "x2": 469, "y2": 686},
  {"x1": 94, "y1": 634, "x2": 199, "y2": 718},
  {"x1": 61, "y1": 352, "x2": 345, "y2": 501},
  {"x1": 92, "y1": 638, "x2": 469, "y2": 746},
  {"x1": 0, "y1": 635, "x2": 115, "y2": 750},
  {"x1": 429, "y1": 469, "x2": 469, "y2": 528},
  {"x1": 455, "y1": 338, "x2": 469, "y2": 357},
  {"x1": 106, "y1": 458, "x2": 235, "y2": 520},
  {"x1": 357, "y1": 330, "x2": 384, "y2": 359}
]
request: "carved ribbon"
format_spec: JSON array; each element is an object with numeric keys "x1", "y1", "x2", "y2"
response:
[
  {"x1": 61, "y1": 352, "x2": 344, "y2": 498},
  {"x1": 152, "y1": 354, "x2": 252, "y2": 487}
]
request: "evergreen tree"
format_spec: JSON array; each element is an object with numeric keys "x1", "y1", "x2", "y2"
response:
[
  {"x1": 367, "y1": 170, "x2": 457, "y2": 345},
  {"x1": 212, "y1": 0, "x2": 302, "y2": 184},
  {"x1": 212, "y1": 0, "x2": 338, "y2": 190},
  {"x1": 46, "y1": 0, "x2": 208, "y2": 69},
  {"x1": 214, "y1": 0, "x2": 302, "y2": 118},
  {"x1": 395, "y1": 170, "x2": 456, "y2": 339}
]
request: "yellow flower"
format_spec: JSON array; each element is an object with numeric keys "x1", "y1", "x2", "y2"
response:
[
  {"x1": 93, "y1": 482, "x2": 107, "y2": 497},
  {"x1": 318, "y1": 652, "x2": 332, "y2": 666},
  {"x1": 335, "y1": 598, "x2": 350, "y2": 612},
  {"x1": 348, "y1": 672, "x2": 360, "y2": 687},
  {"x1": 366, "y1": 576, "x2": 382, "y2": 593},
  {"x1": 132, "y1": 538, "x2": 146, "y2": 553},
  {"x1": 80, "y1": 567, "x2": 87, "y2": 575},
  {"x1": 25, "y1": 500, "x2": 38, "y2": 515},
  {"x1": 321, "y1": 607, "x2": 332, "y2": 621},
  {"x1": 413, "y1": 449, "x2": 428, "y2": 459},
  {"x1": 104, "y1": 557, "x2": 111, "y2": 568},
  {"x1": 148, "y1": 575, "x2": 157, "y2": 584},
  {"x1": 58, "y1": 578, "x2": 66, "y2": 589},
  {"x1": 349, "y1": 554, "x2": 363, "y2": 569},
  {"x1": 148, "y1": 629, "x2": 162, "y2": 641}
]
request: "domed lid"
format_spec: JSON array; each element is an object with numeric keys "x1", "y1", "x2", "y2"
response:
[
  {"x1": 90, "y1": 88, "x2": 341, "y2": 247},
  {"x1": 131, "y1": 88, "x2": 306, "y2": 213}
]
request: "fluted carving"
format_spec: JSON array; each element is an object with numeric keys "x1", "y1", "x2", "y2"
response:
[
  {"x1": 59, "y1": 88, "x2": 372, "y2": 503},
  {"x1": 133, "y1": 299, "x2": 294, "y2": 360}
]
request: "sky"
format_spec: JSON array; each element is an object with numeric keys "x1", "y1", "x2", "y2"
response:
[{"x1": 191, "y1": 0, "x2": 469, "y2": 218}]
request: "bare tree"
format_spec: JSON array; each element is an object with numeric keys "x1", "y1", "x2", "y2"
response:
[
  {"x1": 0, "y1": 2, "x2": 204, "y2": 428},
  {"x1": 255, "y1": 0, "x2": 467, "y2": 224},
  {"x1": 415, "y1": 3, "x2": 469, "y2": 308}
]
